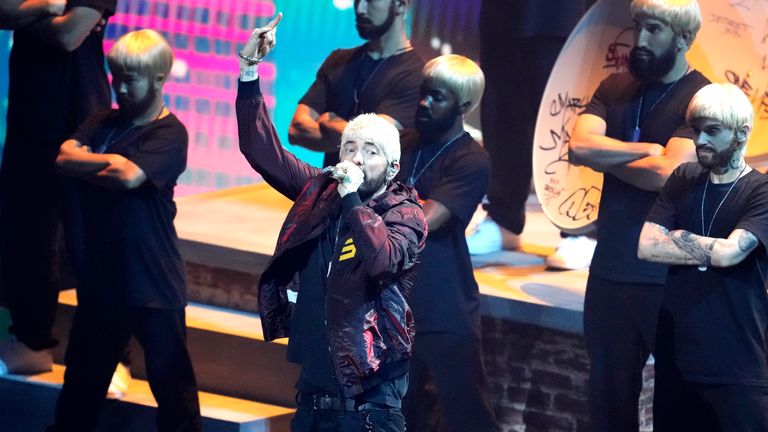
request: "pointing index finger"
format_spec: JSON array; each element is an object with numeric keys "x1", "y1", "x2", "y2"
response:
[{"x1": 265, "y1": 12, "x2": 282, "y2": 30}]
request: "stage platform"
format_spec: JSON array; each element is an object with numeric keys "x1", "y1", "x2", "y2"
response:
[{"x1": 174, "y1": 182, "x2": 588, "y2": 333}]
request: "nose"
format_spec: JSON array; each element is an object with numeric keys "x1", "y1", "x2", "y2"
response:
[
  {"x1": 356, "y1": 0, "x2": 367, "y2": 15},
  {"x1": 115, "y1": 81, "x2": 127, "y2": 95},
  {"x1": 351, "y1": 151, "x2": 364, "y2": 166},
  {"x1": 635, "y1": 28, "x2": 650, "y2": 48},
  {"x1": 419, "y1": 95, "x2": 431, "y2": 108},
  {"x1": 696, "y1": 131, "x2": 708, "y2": 146}
]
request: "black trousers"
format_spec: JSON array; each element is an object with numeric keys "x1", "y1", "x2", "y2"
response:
[
  {"x1": 291, "y1": 405, "x2": 405, "y2": 432},
  {"x1": 479, "y1": 26, "x2": 567, "y2": 235},
  {"x1": 0, "y1": 165, "x2": 62, "y2": 350},
  {"x1": 654, "y1": 363, "x2": 768, "y2": 432},
  {"x1": 583, "y1": 274, "x2": 664, "y2": 432},
  {"x1": 402, "y1": 332, "x2": 497, "y2": 432},
  {"x1": 50, "y1": 306, "x2": 201, "y2": 432}
]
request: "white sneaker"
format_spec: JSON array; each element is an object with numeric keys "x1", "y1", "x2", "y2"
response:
[
  {"x1": 0, "y1": 338, "x2": 53, "y2": 375},
  {"x1": 546, "y1": 236, "x2": 596, "y2": 270},
  {"x1": 106, "y1": 362, "x2": 131, "y2": 400}
]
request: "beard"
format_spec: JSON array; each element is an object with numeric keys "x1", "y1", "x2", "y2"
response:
[
  {"x1": 117, "y1": 85, "x2": 157, "y2": 120},
  {"x1": 697, "y1": 135, "x2": 743, "y2": 172},
  {"x1": 629, "y1": 40, "x2": 677, "y2": 82},
  {"x1": 415, "y1": 105, "x2": 460, "y2": 139},
  {"x1": 356, "y1": 1, "x2": 396, "y2": 40},
  {"x1": 357, "y1": 168, "x2": 390, "y2": 201}
]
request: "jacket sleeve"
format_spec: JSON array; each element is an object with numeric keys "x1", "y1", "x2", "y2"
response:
[
  {"x1": 341, "y1": 192, "x2": 427, "y2": 281},
  {"x1": 236, "y1": 79, "x2": 321, "y2": 201}
]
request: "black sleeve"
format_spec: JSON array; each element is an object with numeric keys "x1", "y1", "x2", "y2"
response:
[
  {"x1": 129, "y1": 121, "x2": 188, "y2": 191},
  {"x1": 373, "y1": 63, "x2": 423, "y2": 128},
  {"x1": 69, "y1": 0, "x2": 117, "y2": 15},
  {"x1": 581, "y1": 77, "x2": 610, "y2": 120},
  {"x1": 70, "y1": 113, "x2": 106, "y2": 147},
  {"x1": 298, "y1": 54, "x2": 334, "y2": 114},
  {"x1": 734, "y1": 180, "x2": 768, "y2": 249},
  {"x1": 646, "y1": 166, "x2": 685, "y2": 230},
  {"x1": 428, "y1": 150, "x2": 490, "y2": 225}
]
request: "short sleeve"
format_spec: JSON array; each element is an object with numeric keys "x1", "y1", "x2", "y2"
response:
[
  {"x1": 129, "y1": 121, "x2": 188, "y2": 191},
  {"x1": 298, "y1": 56, "x2": 333, "y2": 114},
  {"x1": 429, "y1": 151, "x2": 491, "y2": 225},
  {"x1": 645, "y1": 166, "x2": 686, "y2": 230},
  {"x1": 69, "y1": 0, "x2": 117, "y2": 15},
  {"x1": 581, "y1": 78, "x2": 610, "y2": 120},
  {"x1": 71, "y1": 112, "x2": 108, "y2": 147},
  {"x1": 735, "y1": 180, "x2": 768, "y2": 249},
  {"x1": 373, "y1": 67, "x2": 422, "y2": 128}
]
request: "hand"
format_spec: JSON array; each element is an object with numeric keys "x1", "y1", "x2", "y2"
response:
[
  {"x1": 239, "y1": 12, "x2": 282, "y2": 68},
  {"x1": 334, "y1": 161, "x2": 364, "y2": 197},
  {"x1": 44, "y1": 0, "x2": 66, "y2": 16}
]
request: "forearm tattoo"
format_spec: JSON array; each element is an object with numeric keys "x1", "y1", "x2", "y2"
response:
[
  {"x1": 738, "y1": 230, "x2": 759, "y2": 253},
  {"x1": 670, "y1": 230, "x2": 716, "y2": 266}
]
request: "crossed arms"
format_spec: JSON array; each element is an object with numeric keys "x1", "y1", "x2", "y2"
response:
[
  {"x1": 1, "y1": 1, "x2": 105, "y2": 52},
  {"x1": 56, "y1": 139, "x2": 147, "y2": 189},
  {"x1": 570, "y1": 113, "x2": 697, "y2": 191},
  {"x1": 638, "y1": 222, "x2": 759, "y2": 268}
]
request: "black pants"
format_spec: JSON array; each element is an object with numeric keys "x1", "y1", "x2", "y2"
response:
[
  {"x1": 0, "y1": 167, "x2": 62, "y2": 350},
  {"x1": 583, "y1": 274, "x2": 664, "y2": 432},
  {"x1": 50, "y1": 306, "x2": 201, "y2": 432},
  {"x1": 402, "y1": 332, "x2": 497, "y2": 432},
  {"x1": 654, "y1": 364, "x2": 768, "y2": 432},
  {"x1": 479, "y1": 23, "x2": 567, "y2": 235}
]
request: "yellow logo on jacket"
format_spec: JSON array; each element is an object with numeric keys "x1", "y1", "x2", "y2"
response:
[{"x1": 339, "y1": 238, "x2": 356, "y2": 261}]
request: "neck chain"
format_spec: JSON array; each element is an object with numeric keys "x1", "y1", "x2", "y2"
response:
[
  {"x1": 631, "y1": 66, "x2": 691, "y2": 142},
  {"x1": 407, "y1": 131, "x2": 466, "y2": 186},
  {"x1": 353, "y1": 44, "x2": 413, "y2": 113},
  {"x1": 98, "y1": 105, "x2": 165, "y2": 154},
  {"x1": 698, "y1": 163, "x2": 747, "y2": 271}
]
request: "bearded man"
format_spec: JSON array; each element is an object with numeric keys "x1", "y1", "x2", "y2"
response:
[
  {"x1": 568, "y1": 0, "x2": 710, "y2": 429},
  {"x1": 288, "y1": 0, "x2": 424, "y2": 166}
]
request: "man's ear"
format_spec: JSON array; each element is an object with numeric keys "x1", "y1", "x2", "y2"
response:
[
  {"x1": 737, "y1": 124, "x2": 751, "y2": 143},
  {"x1": 458, "y1": 101, "x2": 472, "y2": 115},
  {"x1": 677, "y1": 32, "x2": 692, "y2": 51},
  {"x1": 395, "y1": 0, "x2": 407, "y2": 14},
  {"x1": 387, "y1": 161, "x2": 400, "y2": 180},
  {"x1": 154, "y1": 73, "x2": 166, "y2": 90}
]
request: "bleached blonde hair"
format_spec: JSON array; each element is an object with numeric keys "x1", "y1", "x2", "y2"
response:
[
  {"x1": 422, "y1": 54, "x2": 485, "y2": 114},
  {"x1": 341, "y1": 113, "x2": 401, "y2": 164},
  {"x1": 631, "y1": 0, "x2": 702, "y2": 41},
  {"x1": 686, "y1": 83, "x2": 754, "y2": 136},
  {"x1": 107, "y1": 29, "x2": 174, "y2": 79}
]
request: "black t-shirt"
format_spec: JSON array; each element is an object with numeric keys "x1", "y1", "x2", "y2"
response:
[
  {"x1": 70, "y1": 110, "x2": 189, "y2": 309},
  {"x1": 647, "y1": 163, "x2": 768, "y2": 385},
  {"x1": 4, "y1": 0, "x2": 116, "y2": 167},
  {"x1": 299, "y1": 45, "x2": 424, "y2": 166},
  {"x1": 583, "y1": 71, "x2": 710, "y2": 284},
  {"x1": 395, "y1": 132, "x2": 490, "y2": 337}
]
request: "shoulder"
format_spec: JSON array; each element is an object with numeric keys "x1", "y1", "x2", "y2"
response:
[
  {"x1": 449, "y1": 136, "x2": 490, "y2": 166},
  {"x1": 323, "y1": 45, "x2": 365, "y2": 66},
  {"x1": 672, "y1": 162, "x2": 704, "y2": 182},
  {"x1": 593, "y1": 72, "x2": 638, "y2": 99}
]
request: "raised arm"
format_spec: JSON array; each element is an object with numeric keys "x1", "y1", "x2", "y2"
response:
[
  {"x1": 0, "y1": 0, "x2": 64, "y2": 29},
  {"x1": 569, "y1": 113, "x2": 665, "y2": 172},
  {"x1": 638, "y1": 221, "x2": 760, "y2": 268}
]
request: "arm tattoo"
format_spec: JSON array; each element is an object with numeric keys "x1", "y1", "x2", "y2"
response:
[
  {"x1": 671, "y1": 230, "x2": 714, "y2": 265},
  {"x1": 738, "y1": 230, "x2": 759, "y2": 252}
]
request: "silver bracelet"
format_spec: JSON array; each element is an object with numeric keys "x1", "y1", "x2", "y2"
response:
[{"x1": 238, "y1": 51, "x2": 262, "y2": 66}]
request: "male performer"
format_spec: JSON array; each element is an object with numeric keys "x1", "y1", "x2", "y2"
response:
[
  {"x1": 397, "y1": 55, "x2": 497, "y2": 432},
  {"x1": 0, "y1": 0, "x2": 65, "y2": 29},
  {"x1": 567, "y1": 0, "x2": 709, "y2": 429},
  {"x1": 0, "y1": 0, "x2": 116, "y2": 374},
  {"x1": 237, "y1": 15, "x2": 426, "y2": 431},
  {"x1": 51, "y1": 29, "x2": 201, "y2": 431},
  {"x1": 638, "y1": 83, "x2": 768, "y2": 431},
  {"x1": 289, "y1": 0, "x2": 423, "y2": 166}
]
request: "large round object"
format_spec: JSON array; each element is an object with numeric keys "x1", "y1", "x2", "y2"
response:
[{"x1": 533, "y1": 0, "x2": 768, "y2": 234}]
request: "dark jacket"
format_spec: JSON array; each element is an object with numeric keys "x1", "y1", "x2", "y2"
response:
[{"x1": 236, "y1": 79, "x2": 427, "y2": 397}]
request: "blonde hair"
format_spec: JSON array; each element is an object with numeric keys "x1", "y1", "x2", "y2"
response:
[
  {"x1": 422, "y1": 54, "x2": 485, "y2": 113},
  {"x1": 107, "y1": 29, "x2": 173, "y2": 79},
  {"x1": 630, "y1": 0, "x2": 701, "y2": 40},
  {"x1": 686, "y1": 83, "x2": 754, "y2": 135},
  {"x1": 341, "y1": 113, "x2": 401, "y2": 164}
]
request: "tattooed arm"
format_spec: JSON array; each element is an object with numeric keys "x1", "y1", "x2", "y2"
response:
[{"x1": 638, "y1": 222, "x2": 760, "y2": 267}]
